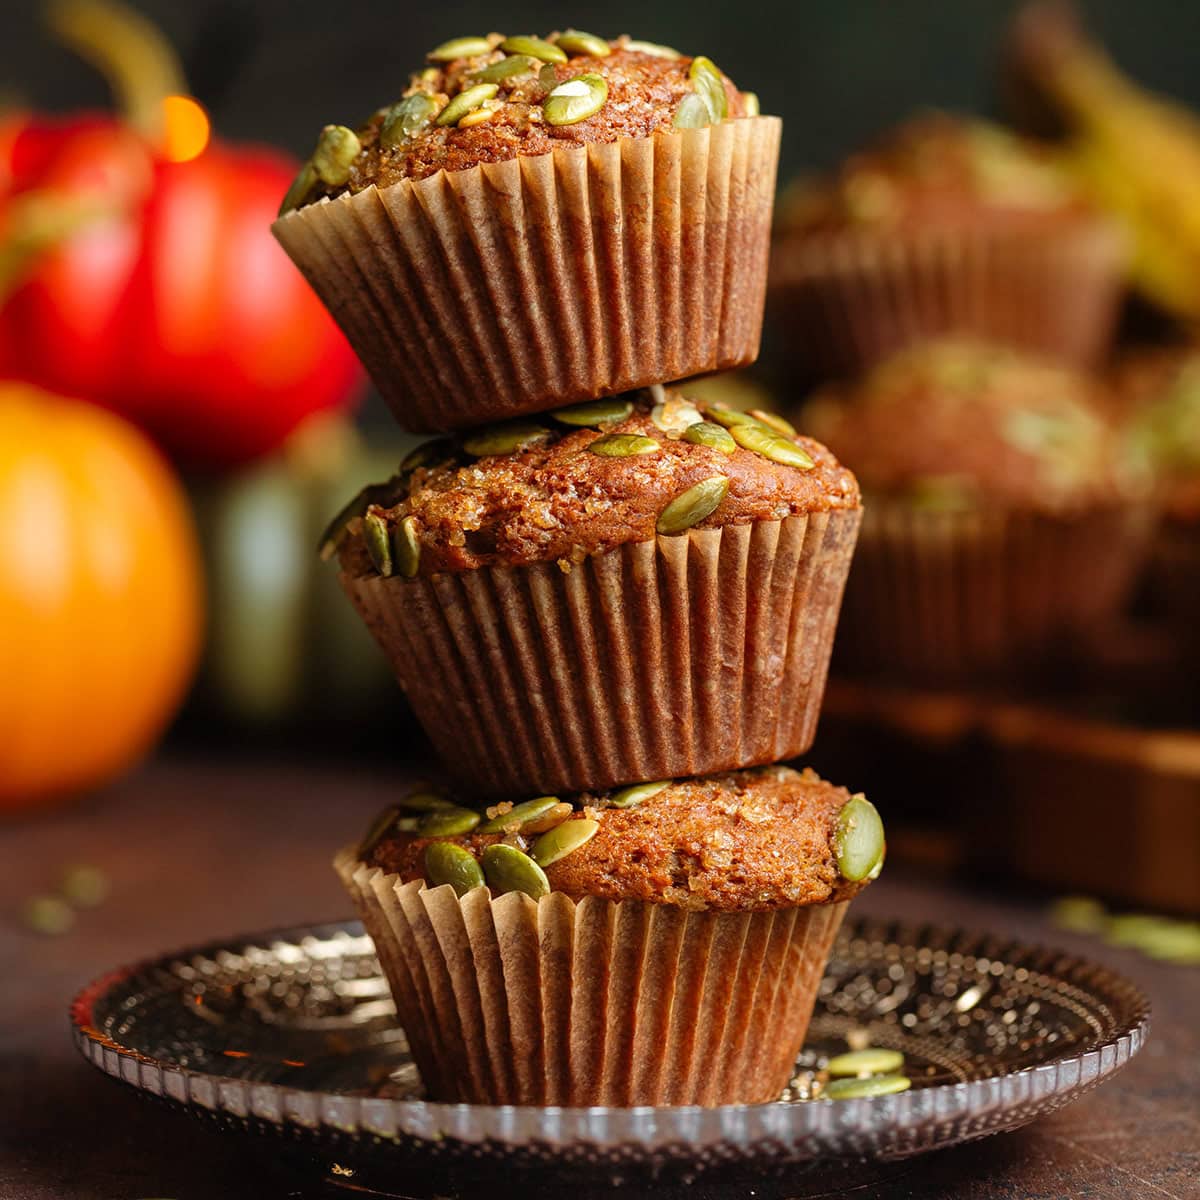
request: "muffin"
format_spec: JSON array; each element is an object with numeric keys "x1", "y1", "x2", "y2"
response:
[
  {"x1": 336, "y1": 766, "x2": 884, "y2": 1106},
  {"x1": 323, "y1": 385, "x2": 861, "y2": 796},
  {"x1": 768, "y1": 112, "x2": 1126, "y2": 379},
  {"x1": 272, "y1": 33, "x2": 780, "y2": 431},
  {"x1": 800, "y1": 341, "x2": 1153, "y2": 682}
]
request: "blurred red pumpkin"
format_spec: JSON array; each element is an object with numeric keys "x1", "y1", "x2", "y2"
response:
[{"x1": 0, "y1": 383, "x2": 202, "y2": 807}]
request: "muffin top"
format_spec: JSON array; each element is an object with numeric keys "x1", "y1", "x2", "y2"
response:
[
  {"x1": 280, "y1": 33, "x2": 757, "y2": 211},
  {"x1": 800, "y1": 341, "x2": 1137, "y2": 511},
  {"x1": 776, "y1": 112, "x2": 1092, "y2": 237},
  {"x1": 356, "y1": 766, "x2": 883, "y2": 912},
  {"x1": 325, "y1": 386, "x2": 860, "y2": 577}
]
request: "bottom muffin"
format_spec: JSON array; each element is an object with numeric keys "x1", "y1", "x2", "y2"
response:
[{"x1": 336, "y1": 766, "x2": 884, "y2": 1107}]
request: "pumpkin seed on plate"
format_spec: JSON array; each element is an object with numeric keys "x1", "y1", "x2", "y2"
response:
[
  {"x1": 826, "y1": 1048, "x2": 905, "y2": 1078},
  {"x1": 742, "y1": 91, "x2": 760, "y2": 117},
  {"x1": 673, "y1": 93, "x2": 711, "y2": 129},
  {"x1": 428, "y1": 36, "x2": 493, "y2": 62},
  {"x1": 470, "y1": 54, "x2": 541, "y2": 83},
  {"x1": 312, "y1": 125, "x2": 361, "y2": 186},
  {"x1": 481, "y1": 843, "x2": 550, "y2": 898},
  {"x1": 398, "y1": 790, "x2": 455, "y2": 812},
  {"x1": 530, "y1": 818, "x2": 599, "y2": 867},
  {"x1": 437, "y1": 83, "x2": 499, "y2": 126},
  {"x1": 681, "y1": 421, "x2": 736, "y2": 453},
  {"x1": 477, "y1": 795, "x2": 562, "y2": 833},
  {"x1": 424, "y1": 842, "x2": 486, "y2": 897},
  {"x1": 551, "y1": 397, "x2": 633, "y2": 426},
  {"x1": 625, "y1": 39, "x2": 681, "y2": 58},
  {"x1": 359, "y1": 805, "x2": 402, "y2": 855},
  {"x1": 657, "y1": 476, "x2": 729, "y2": 535},
  {"x1": 730, "y1": 422, "x2": 815, "y2": 469},
  {"x1": 501, "y1": 35, "x2": 567, "y2": 63},
  {"x1": 587, "y1": 432, "x2": 659, "y2": 457},
  {"x1": 463, "y1": 420, "x2": 551, "y2": 456},
  {"x1": 380, "y1": 94, "x2": 440, "y2": 147},
  {"x1": 363, "y1": 511, "x2": 393, "y2": 577},
  {"x1": 608, "y1": 780, "x2": 670, "y2": 809},
  {"x1": 833, "y1": 794, "x2": 885, "y2": 882},
  {"x1": 395, "y1": 516, "x2": 420, "y2": 579},
  {"x1": 749, "y1": 409, "x2": 797, "y2": 437},
  {"x1": 689, "y1": 56, "x2": 728, "y2": 123},
  {"x1": 824, "y1": 1074, "x2": 911, "y2": 1100},
  {"x1": 544, "y1": 74, "x2": 608, "y2": 125},
  {"x1": 278, "y1": 161, "x2": 318, "y2": 216},
  {"x1": 555, "y1": 30, "x2": 611, "y2": 57},
  {"x1": 417, "y1": 806, "x2": 482, "y2": 838}
]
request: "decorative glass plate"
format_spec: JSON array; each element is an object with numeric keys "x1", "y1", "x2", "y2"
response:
[{"x1": 71, "y1": 916, "x2": 1149, "y2": 1197}]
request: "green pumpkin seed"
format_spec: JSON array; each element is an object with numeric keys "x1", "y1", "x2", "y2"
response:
[
  {"x1": 521, "y1": 801, "x2": 574, "y2": 834},
  {"x1": 424, "y1": 842, "x2": 486, "y2": 897},
  {"x1": 470, "y1": 54, "x2": 541, "y2": 83},
  {"x1": 481, "y1": 843, "x2": 550, "y2": 899},
  {"x1": 417, "y1": 806, "x2": 481, "y2": 838},
  {"x1": 60, "y1": 864, "x2": 110, "y2": 908},
  {"x1": 555, "y1": 30, "x2": 611, "y2": 57},
  {"x1": 22, "y1": 895, "x2": 74, "y2": 936},
  {"x1": 657, "y1": 475, "x2": 729, "y2": 535},
  {"x1": 625, "y1": 39, "x2": 681, "y2": 58},
  {"x1": 463, "y1": 420, "x2": 551, "y2": 456},
  {"x1": 587, "y1": 432, "x2": 660, "y2": 457},
  {"x1": 544, "y1": 74, "x2": 608, "y2": 125},
  {"x1": 359, "y1": 805, "x2": 402, "y2": 856},
  {"x1": 437, "y1": 83, "x2": 500, "y2": 126},
  {"x1": 730, "y1": 422, "x2": 815, "y2": 469},
  {"x1": 1050, "y1": 895, "x2": 1107, "y2": 934},
  {"x1": 399, "y1": 437, "x2": 456, "y2": 477},
  {"x1": 395, "y1": 515, "x2": 420, "y2": 579},
  {"x1": 824, "y1": 1074, "x2": 911, "y2": 1100},
  {"x1": 428, "y1": 36, "x2": 493, "y2": 62},
  {"x1": 380, "y1": 94, "x2": 440, "y2": 148},
  {"x1": 539, "y1": 63, "x2": 559, "y2": 90},
  {"x1": 749, "y1": 409, "x2": 797, "y2": 437},
  {"x1": 651, "y1": 397, "x2": 703, "y2": 435},
  {"x1": 681, "y1": 421, "x2": 736, "y2": 454},
  {"x1": 278, "y1": 161, "x2": 318, "y2": 216},
  {"x1": 704, "y1": 403, "x2": 760, "y2": 429},
  {"x1": 551, "y1": 397, "x2": 634, "y2": 426},
  {"x1": 363, "y1": 511, "x2": 393, "y2": 577},
  {"x1": 673, "y1": 93, "x2": 711, "y2": 129},
  {"x1": 690, "y1": 56, "x2": 728, "y2": 123},
  {"x1": 318, "y1": 483, "x2": 387, "y2": 561},
  {"x1": 398, "y1": 790, "x2": 455, "y2": 812},
  {"x1": 501, "y1": 35, "x2": 567, "y2": 63},
  {"x1": 530, "y1": 818, "x2": 599, "y2": 867},
  {"x1": 477, "y1": 795, "x2": 562, "y2": 834},
  {"x1": 312, "y1": 125, "x2": 361, "y2": 187},
  {"x1": 826, "y1": 1048, "x2": 905, "y2": 1078},
  {"x1": 834, "y1": 795, "x2": 885, "y2": 882},
  {"x1": 608, "y1": 780, "x2": 670, "y2": 809},
  {"x1": 742, "y1": 91, "x2": 760, "y2": 117}
]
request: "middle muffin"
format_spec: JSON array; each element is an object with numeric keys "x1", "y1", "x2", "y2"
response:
[{"x1": 326, "y1": 386, "x2": 861, "y2": 796}]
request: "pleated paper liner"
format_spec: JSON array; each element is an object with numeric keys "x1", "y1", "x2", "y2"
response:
[
  {"x1": 1145, "y1": 519, "x2": 1200, "y2": 663},
  {"x1": 767, "y1": 216, "x2": 1125, "y2": 380},
  {"x1": 273, "y1": 117, "x2": 781, "y2": 433},
  {"x1": 340, "y1": 509, "x2": 860, "y2": 798},
  {"x1": 834, "y1": 500, "x2": 1155, "y2": 685},
  {"x1": 336, "y1": 848, "x2": 848, "y2": 1107}
]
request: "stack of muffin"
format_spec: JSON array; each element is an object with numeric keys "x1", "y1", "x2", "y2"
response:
[{"x1": 274, "y1": 32, "x2": 885, "y2": 1108}]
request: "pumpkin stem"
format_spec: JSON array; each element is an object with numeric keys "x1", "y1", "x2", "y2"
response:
[{"x1": 45, "y1": 0, "x2": 188, "y2": 140}]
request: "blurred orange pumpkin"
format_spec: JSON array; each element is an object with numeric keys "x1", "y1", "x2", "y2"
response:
[{"x1": 0, "y1": 383, "x2": 202, "y2": 807}]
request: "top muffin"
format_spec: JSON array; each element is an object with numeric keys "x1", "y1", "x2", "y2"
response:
[{"x1": 282, "y1": 33, "x2": 756, "y2": 210}]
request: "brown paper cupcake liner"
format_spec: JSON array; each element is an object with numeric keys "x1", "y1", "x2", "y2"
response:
[
  {"x1": 340, "y1": 509, "x2": 860, "y2": 798},
  {"x1": 835, "y1": 501, "x2": 1155, "y2": 684},
  {"x1": 1144, "y1": 519, "x2": 1200, "y2": 661},
  {"x1": 273, "y1": 118, "x2": 782, "y2": 433},
  {"x1": 336, "y1": 848, "x2": 848, "y2": 1107},
  {"x1": 767, "y1": 218, "x2": 1126, "y2": 379}
]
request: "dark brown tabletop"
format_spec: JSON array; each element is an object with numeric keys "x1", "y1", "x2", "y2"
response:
[{"x1": 2, "y1": 755, "x2": 1197, "y2": 1200}]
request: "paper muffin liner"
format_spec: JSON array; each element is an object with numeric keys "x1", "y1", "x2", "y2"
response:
[
  {"x1": 336, "y1": 848, "x2": 848, "y2": 1106},
  {"x1": 340, "y1": 509, "x2": 860, "y2": 798},
  {"x1": 273, "y1": 118, "x2": 782, "y2": 433},
  {"x1": 834, "y1": 500, "x2": 1155, "y2": 684},
  {"x1": 767, "y1": 217, "x2": 1126, "y2": 379},
  {"x1": 1145, "y1": 519, "x2": 1200, "y2": 661}
]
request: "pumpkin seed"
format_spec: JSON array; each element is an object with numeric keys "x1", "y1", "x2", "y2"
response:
[
  {"x1": 730, "y1": 422, "x2": 815, "y2": 469},
  {"x1": 824, "y1": 1074, "x2": 911, "y2": 1100},
  {"x1": 278, "y1": 161, "x2": 318, "y2": 216},
  {"x1": 625, "y1": 39, "x2": 681, "y2": 58},
  {"x1": 477, "y1": 795, "x2": 562, "y2": 834},
  {"x1": 481, "y1": 843, "x2": 550, "y2": 899},
  {"x1": 834, "y1": 795, "x2": 885, "y2": 882},
  {"x1": 395, "y1": 516, "x2": 421, "y2": 579},
  {"x1": 749, "y1": 409, "x2": 797, "y2": 437},
  {"x1": 555, "y1": 30, "x2": 611, "y2": 57},
  {"x1": 587, "y1": 432, "x2": 660, "y2": 457},
  {"x1": 826, "y1": 1048, "x2": 905, "y2": 1078},
  {"x1": 470, "y1": 54, "x2": 540, "y2": 83},
  {"x1": 544, "y1": 74, "x2": 608, "y2": 125},
  {"x1": 742, "y1": 91, "x2": 760, "y2": 117},
  {"x1": 681, "y1": 421, "x2": 736, "y2": 453},
  {"x1": 60, "y1": 864, "x2": 110, "y2": 908},
  {"x1": 551, "y1": 397, "x2": 634, "y2": 426},
  {"x1": 690, "y1": 56, "x2": 728, "y2": 123},
  {"x1": 1050, "y1": 895, "x2": 1108, "y2": 934},
  {"x1": 428, "y1": 36, "x2": 493, "y2": 62},
  {"x1": 501, "y1": 35, "x2": 567, "y2": 63},
  {"x1": 398, "y1": 790, "x2": 454, "y2": 812},
  {"x1": 608, "y1": 780, "x2": 670, "y2": 809},
  {"x1": 673, "y1": 93, "x2": 711, "y2": 129},
  {"x1": 458, "y1": 104, "x2": 498, "y2": 129},
  {"x1": 437, "y1": 83, "x2": 499, "y2": 126},
  {"x1": 22, "y1": 895, "x2": 74, "y2": 936},
  {"x1": 539, "y1": 63, "x2": 559, "y2": 90},
  {"x1": 424, "y1": 842, "x2": 486, "y2": 897},
  {"x1": 417, "y1": 806, "x2": 481, "y2": 838},
  {"x1": 521, "y1": 801, "x2": 574, "y2": 834},
  {"x1": 359, "y1": 805, "x2": 402, "y2": 856},
  {"x1": 463, "y1": 420, "x2": 551, "y2": 456},
  {"x1": 396, "y1": 816, "x2": 420, "y2": 833},
  {"x1": 380, "y1": 94, "x2": 440, "y2": 147},
  {"x1": 363, "y1": 511, "x2": 393, "y2": 577},
  {"x1": 312, "y1": 125, "x2": 361, "y2": 187},
  {"x1": 704, "y1": 403, "x2": 760, "y2": 429},
  {"x1": 531, "y1": 818, "x2": 599, "y2": 867},
  {"x1": 657, "y1": 475, "x2": 729, "y2": 535},
  {"x1": 399, "y1": 437, "x2": 456, "y2": 477},
  {"x1": 652, "y1": 396, "x2": 704, "y2": 435}
]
